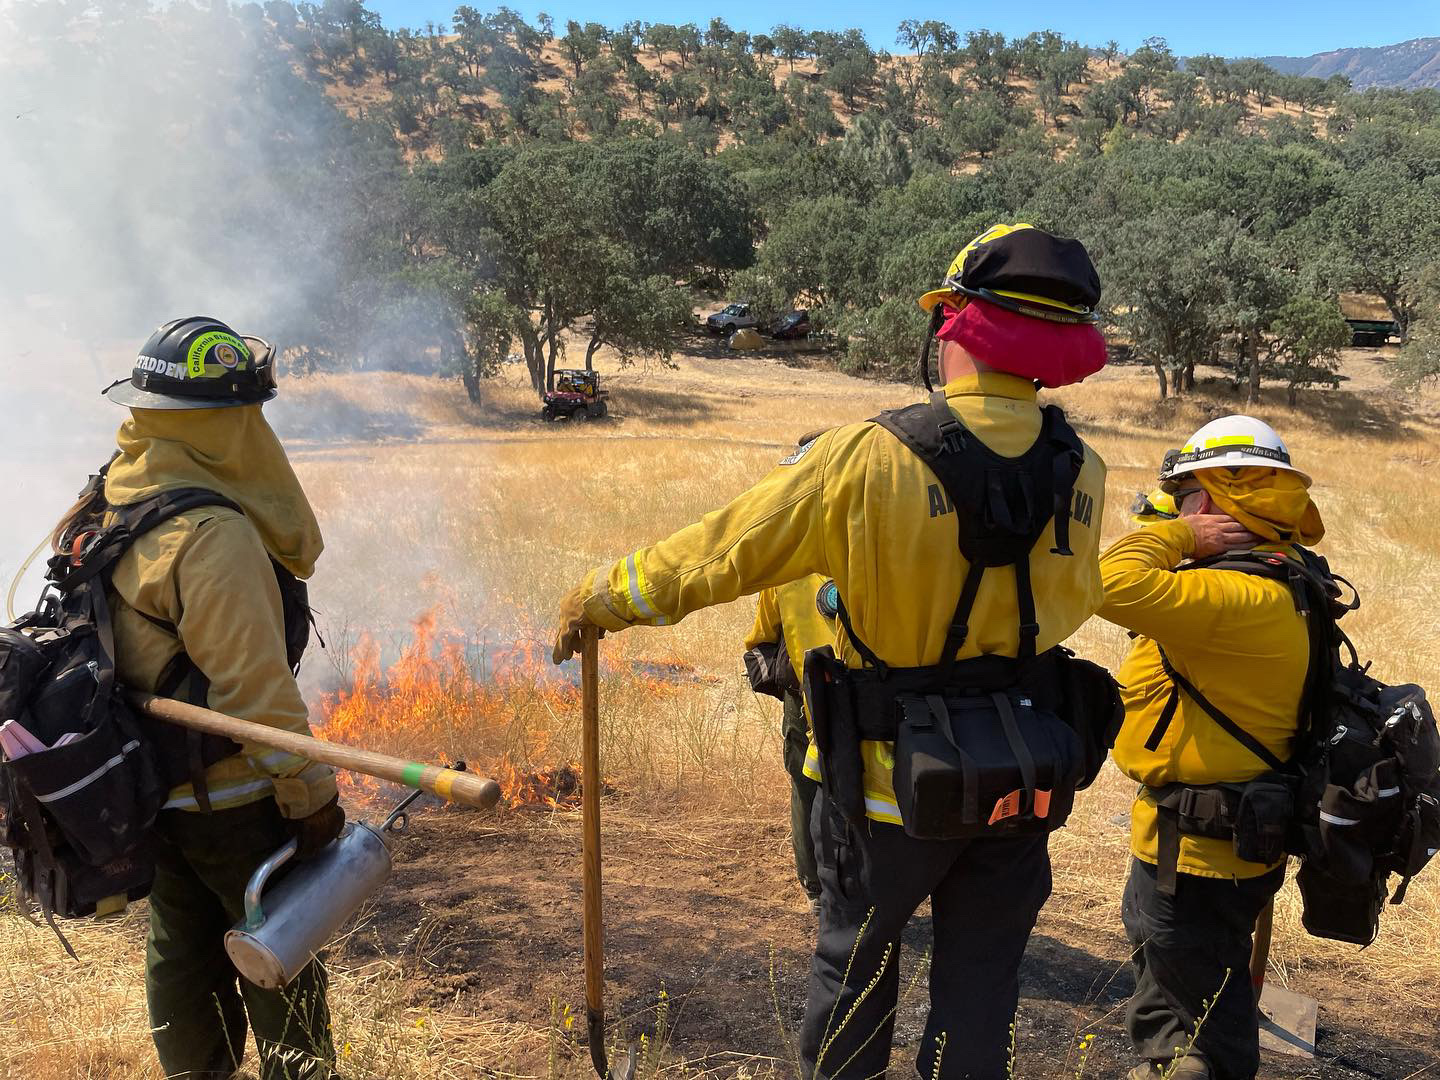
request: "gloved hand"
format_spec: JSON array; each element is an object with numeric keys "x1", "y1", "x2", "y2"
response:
[
  {"x1": 553, "y1": 579, "x2": 605, "y2": 664},
  {"x1": 288, "y1": 795, "x2": 346, "y2": 860}
]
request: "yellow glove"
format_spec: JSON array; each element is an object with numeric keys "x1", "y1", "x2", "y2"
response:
[{"x1": 553, "y1": 573, "x2": 605, "y2": 664}]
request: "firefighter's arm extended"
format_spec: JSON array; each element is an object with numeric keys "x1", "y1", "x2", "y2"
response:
[
  {"x1": 168, "y1": 516, "x2": 337, "y2": 818},
  {"x1": 1095, "y1": 519, "x2": 1237, "y2": 643},
  {"x1": 555, "y1": 431, "x2": 842, "y2": 661}
]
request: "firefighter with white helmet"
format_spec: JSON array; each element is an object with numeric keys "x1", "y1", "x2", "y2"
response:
[{"x1": 1097, "y1": 414, "x2": 1323, "y2": 1080}]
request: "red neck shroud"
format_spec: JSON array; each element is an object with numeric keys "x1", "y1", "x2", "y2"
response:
[{"x1": 937, "y1": 301, "x2": 1107, "y2": 389}]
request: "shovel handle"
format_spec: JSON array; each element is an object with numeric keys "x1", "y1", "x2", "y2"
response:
[
  {"x1": 131, "y1": 692, "x2": 500, "y2": 810},
  {"x1": 580, "y1": 625, "x2": 608, "y2": 1072},
  {"x1": 1250, "y1": 898, "x2": 1275, "y2": 993}
]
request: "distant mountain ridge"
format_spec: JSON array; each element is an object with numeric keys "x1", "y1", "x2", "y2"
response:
[{"x1": 1257, "y1": 37, "x2": 1440, "y2": 89}]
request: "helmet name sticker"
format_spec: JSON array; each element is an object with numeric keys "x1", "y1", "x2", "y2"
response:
[{"x1": 135, "y1": 354, "x2": 185, "y2": 380}]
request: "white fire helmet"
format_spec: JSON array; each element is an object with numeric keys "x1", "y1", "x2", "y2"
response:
[{"x1": 1159, "y1": 415, "x2": 1310, "y2": 492}]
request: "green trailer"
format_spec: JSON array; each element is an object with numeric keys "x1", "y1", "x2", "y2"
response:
[{"x1": 1339, "y1": 294, "x2": 1398, "y2": 347}]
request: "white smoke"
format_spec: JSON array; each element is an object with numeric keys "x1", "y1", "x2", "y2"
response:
[{"x1": 0, "y1": 0, "x2": 453, "y2": 618}]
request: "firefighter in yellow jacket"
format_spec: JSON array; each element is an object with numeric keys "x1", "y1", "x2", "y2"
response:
[
  {"x1": 743, "y1": 574, "x2": 837, "y2": 910},
  {"x1": 555, "y1": 225, "x2": 1111, "y2": 1079},
  {"x1": 87, "y1": 316, "x2": 342, "y2": 1079},
  {"x1": 1097, "y1": 416, "x2": 1325, "y2": 1080}
]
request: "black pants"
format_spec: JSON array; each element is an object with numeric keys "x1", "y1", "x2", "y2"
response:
[
  {"x1": 147, "y1": 800, "x2": 336, "y2": 1080},
  {"x1": 1122, "y1": 858, "x2": 1286, "y2": 1080},
  {"x1": 781, "y1": 690, "x2": 821, "y2": 898},
  {"x1": 799, "y1": 793, "x2": 1052, "y2": 1080}
]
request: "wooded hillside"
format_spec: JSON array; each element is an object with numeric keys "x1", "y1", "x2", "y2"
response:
[{"x1": 7, "y1": 1, "x2": 1440, "y2": 399}]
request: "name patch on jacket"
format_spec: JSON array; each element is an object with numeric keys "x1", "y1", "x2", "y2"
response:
[
  {"x1": 928, "y1": 483, "x2": 1096, "y2": 527},
  {"x1": 779, "y1": 439, "x2": 817, "y2": 466},
  {"x1": 928, "y1": 484, "x2": 955, "y2": 518}
]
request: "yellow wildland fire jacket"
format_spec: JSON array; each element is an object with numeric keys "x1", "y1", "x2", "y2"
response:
[
  {"x1": 1099, "y1": 519, "x2": 1310, "y2": 879},
  {"x1": 576, "y1": 372, "x2": 1107, "y2": 823},
  {"x1": 745, "y1": 574, "x2": 835, "y2": 694},
  {"x1": 104, "y1": 406, "x2": 336, "y2": 818}
]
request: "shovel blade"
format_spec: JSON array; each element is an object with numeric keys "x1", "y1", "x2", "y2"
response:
[
  {"x1": 1258, "y1": 983, "x2": 1318, "y2": 1058},
  {"x1": 610, "y1": 1044, "x2": 638, "y2": 1080}
]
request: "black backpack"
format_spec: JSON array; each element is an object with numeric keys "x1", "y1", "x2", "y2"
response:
[
  {"x1": 1164, "y1": 550, "x2": 1440, "y2": 945},
  {"x1": 1, "y1": 462, "x2": 313, "y2": 938}
]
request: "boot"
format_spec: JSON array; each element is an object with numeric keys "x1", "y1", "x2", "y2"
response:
[{"x1": 1127, "y1": 1057, "x2": 1211, "y2": 1080}]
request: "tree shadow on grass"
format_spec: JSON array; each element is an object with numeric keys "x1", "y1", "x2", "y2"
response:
[{"x1": 1070, "y1": 376, "x2": 1424, "y2": 446}]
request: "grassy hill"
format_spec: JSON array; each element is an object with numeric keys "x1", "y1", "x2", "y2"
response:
[{"x1": 307, "y1": 29, "x2": 1335, "y2": 163}]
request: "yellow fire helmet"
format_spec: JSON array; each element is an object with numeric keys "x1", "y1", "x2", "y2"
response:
[
  {"x1": 1130, "y1": 488, "x2": 1180, "y2": 525},
  {"x1": 916, "y1": 223, "x2": 1101, "y2": 325}
]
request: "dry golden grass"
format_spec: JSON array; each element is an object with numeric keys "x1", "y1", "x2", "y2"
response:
[{"x1": 4, "y1": 341, "x2": 1437, "y2": 1076}]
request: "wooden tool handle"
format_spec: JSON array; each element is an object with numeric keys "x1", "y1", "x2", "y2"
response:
[
  {"x1": 130, "y1": 692, "x2": 501, "y2": 811},
  {"x1": 1250, "y1": 898, "x2": 1275, "y2": 993},
  {"x1": 581, "y1": 625, "x2": 605, "y2": 1021}
]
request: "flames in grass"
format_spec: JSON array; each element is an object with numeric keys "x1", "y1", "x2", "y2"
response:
[
  {"x1": 318, "y1": 608, "x2": 586, "y2": 809},
  {"x1": 317, "y1": 607, "x2": 686, "y2": 810}
]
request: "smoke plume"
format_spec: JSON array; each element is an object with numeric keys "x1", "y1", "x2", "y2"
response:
[{"x1": 0, "y1": 0, "x2": 445, "y2": 623}]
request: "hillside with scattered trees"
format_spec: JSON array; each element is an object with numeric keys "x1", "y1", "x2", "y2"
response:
[{"x1": 6, "y1": 0, "x2": 1440, "y2": 400}]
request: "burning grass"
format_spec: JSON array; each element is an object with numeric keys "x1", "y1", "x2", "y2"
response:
[{"x1": 318, "y1": 603, "x2": 772, "y2": 816}]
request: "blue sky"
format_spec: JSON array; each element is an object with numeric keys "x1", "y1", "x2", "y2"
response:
[{"x1": 364, "y1": 0, "x2": 1438, "y2": 57}]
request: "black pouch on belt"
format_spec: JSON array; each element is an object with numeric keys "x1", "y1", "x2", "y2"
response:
[
  {"x1": 802, "y1": 646, "x2": 867, "y2": 825},
  {"x1": 892, "y1": 689, "x2": 1083, "y2": 840},
  {"x1": 1233, "y1": 772, "x2": 1296, "y2": 866}
]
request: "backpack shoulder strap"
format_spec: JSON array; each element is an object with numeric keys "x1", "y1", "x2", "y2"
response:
[
  {"x1": 1155, "y1": 644, "x2": 1287, "y2": 771},
  {"x1": 1158, "y1": 548, "x2": 1342, "y2": 769},
  {"x1": 1039, "y1": 404, "x2": 1085, "y2": 558},
  {"x1": 869, "y1": 394, "x2": 1083, "y2": 673},
  {"x1": 56, "y1": 488, "x2": 244, "y2": 591},
  {"x1": 872, "y1": 392, "x2": 957, "y2": 459}
]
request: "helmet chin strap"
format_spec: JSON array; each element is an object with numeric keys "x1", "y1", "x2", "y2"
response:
[{"x1": 919, "y1": 306, "x2": 946, "y2": 391}]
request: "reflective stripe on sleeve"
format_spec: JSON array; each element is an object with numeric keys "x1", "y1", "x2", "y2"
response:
[
  {"x1": 802, "y1": 744, "x2": 903, "y2": 825},
  {"x1": 802, "y1": 742, "x2": 822, "y2": 782},
  {"x1": 251, "y1": 749, "x2": 309, "y2": 774},
  {"x1": 624, "y1": 554, "x2": 669, "y2": 624},
  {"x1": 863, "y1": 795, "x2": 903, "y2": 825},
  {"x1": 163, "y1": 777, "x2": 274, "y2": 811}
]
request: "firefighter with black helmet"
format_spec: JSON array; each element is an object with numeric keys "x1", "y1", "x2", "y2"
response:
[
  {"x1": 90, "y1": 316, "x2": 342, "y2": 1078},
  {"x1": 553, "y1": 225, "x2": 1115, "y2": 1078}
]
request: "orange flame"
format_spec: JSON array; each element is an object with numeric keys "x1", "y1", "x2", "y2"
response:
[{"x1": 316, "y1": 606, "x2": 685, "y2": 810}]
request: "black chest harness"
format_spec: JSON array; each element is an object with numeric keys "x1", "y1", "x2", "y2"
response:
[{"x1": 801, "y1": 393, "x2": 1120, "y2": 840}]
